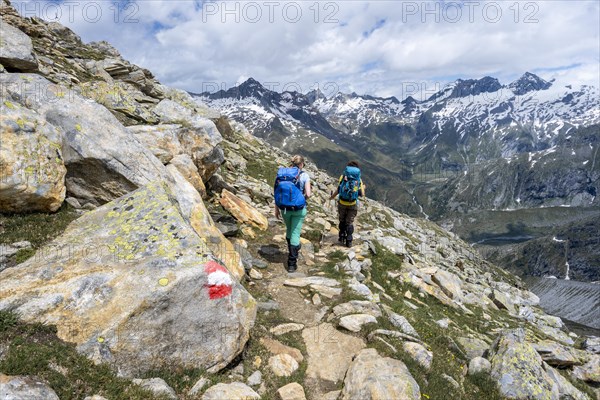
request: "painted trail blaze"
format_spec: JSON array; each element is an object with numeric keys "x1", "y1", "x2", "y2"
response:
[{"x1": 204, "y1": 260, "x2": 233, "y2": 299}]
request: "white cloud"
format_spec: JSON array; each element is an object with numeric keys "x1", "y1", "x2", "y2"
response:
[{"x1": 11, "y1": 0, "x2": 600, "y2": 99}]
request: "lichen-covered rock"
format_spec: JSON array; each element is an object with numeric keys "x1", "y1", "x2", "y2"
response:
[
  {"x1": 0, "y1": 18, "x2": 38, "y2": 71},
  {"x1": 153, "y1": 99, "x2": 224, "y2": 180},
  {"x1": 0, "y1": 103, "x2": 66, "y2": 212},
  {"x1": 457, "y1": 337, "x2": 490, "y2": 360},
  {"x1": 0, "y1": 374, "x2": 58, "y2": 399},
  {"x1": 80, "y1": 81, "x2": 159, "y2": 124},
  {"x1": 572, "y1": 355, "x2": 600, "y2": 383},
  {"x1": 202, "y1": 382, "x2": 260, "y2": 400},
  {"x1": 127, "y1": 124, "x2": 184, "y2": 164},
  {"x1": 220, "y1": 189, "x2": 268, "y2": 231},
  {"x1": 167, "y1": 165, "x2": 244, "y2": 279},
  {"x1": 488, "y1": 328, "x2": 559, "y2": 400},
  {"x1": 533, "y1": 340, "x2": 588, "y2": 367},
  {"x1": 0, "y1": 182, "x2": 256, "y2": 377},
  {"x1": 340, "y1": 348, "x2": 421, "y2": 400},
  {"x1": 168, "y1": 154, "x2": 206, "y2": 198},
  {"x1": 544, "y1": 364, "x2": 591, "y2": 400},
  {"x1": 0, "y1": 73, "x2": 168, "y2": 206}
]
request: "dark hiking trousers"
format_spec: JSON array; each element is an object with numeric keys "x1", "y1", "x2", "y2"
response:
[{"x1": 338, "y1": 203, "x2": 358, "y2": 243}]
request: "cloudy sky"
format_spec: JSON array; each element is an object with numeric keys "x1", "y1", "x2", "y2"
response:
[{"x1": 13, "y1": 0, "x2": 600, "y2": 100}]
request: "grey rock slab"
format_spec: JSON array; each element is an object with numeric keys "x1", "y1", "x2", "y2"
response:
[
  {"x1": 247, "y1": 370, "x2": 262, "y2": 387},
  {"x1": 0, "y1": 374, "x2": 59, "y2": 400},
  {"x1": 339, "y1": 314, "x2": 377, "y2": 332},
  {"x1": 202, "y1": 382, "x2": 260, "y2": 400},
  {"x1": 276, "y1": 382, "x2": 306, "y2": 400},
  {"x1": 340, "y1": 348, "x2": 421, "y2": 400},
  {"x1": 544, "y1": 364, "x2": 590, "y2": 400},
  {"x1": 132, "y1": 378, "x2": 177, "y2": 399},
  {"x1": 303, "y1": 323, "x2": 366, "y2": 390},
  {"x1": 332, "y1": 301, "x2": 382, "y2": 318},
  {"x1": 188, "y1": 377, "x2": 209, "y2": 397},
  {"x1": 456, "y1": 337, "x2": 490, "y2": 360},
  {"x1": 0, "y1": 18, "x2": 38, "y2": 71},
  {"x1": 489, "y1": 328, "x2": 559, "y2": 400},
  {"x1": 402, "y1": 342, "x2": 433, "y2": 371},
  {"x1": 533, "y1": 340, "x2": 587, "y2": 367},
  {"x1": 1, "y1": 73, "x2": 168, "y2": 206}
]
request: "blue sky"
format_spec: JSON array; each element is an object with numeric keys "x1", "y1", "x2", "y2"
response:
[{"x1": 11, "y1": 0, "x2": 600, "y2": 100}]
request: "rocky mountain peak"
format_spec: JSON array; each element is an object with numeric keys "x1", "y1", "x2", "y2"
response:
[
  {"x1": 306, "y1": 88, "x2": 327, "y2": 104},
  {"x1": 509, "y1": 71, "x2": 553, "y2": 95}
]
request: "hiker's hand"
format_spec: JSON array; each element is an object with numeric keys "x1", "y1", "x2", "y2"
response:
[{"x1": 274, "y1": 208, "x2": 281, "y2": 220}]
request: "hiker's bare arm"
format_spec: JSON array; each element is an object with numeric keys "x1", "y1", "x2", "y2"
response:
[
  {"x1": 329, "y1": 187, "x2": 338, "y2": 200},
  {"x1": 305, "y1": 181, "x2": 312, "y2": 199}
]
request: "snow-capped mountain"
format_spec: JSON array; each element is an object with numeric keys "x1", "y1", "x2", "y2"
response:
[
  {"x1": 194, "y1": 73, "x2": 599, "y2": 214},
  {"x1": 196, "y1": 73, "x2": 598, "y2": 158}
]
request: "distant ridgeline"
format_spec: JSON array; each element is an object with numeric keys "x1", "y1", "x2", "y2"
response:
[{"x1": 197, "y1": 76, "x2": 599, "y2": 283}]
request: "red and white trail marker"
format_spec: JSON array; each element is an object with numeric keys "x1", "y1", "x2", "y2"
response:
[{"x1": 204, "y1": 260, "x2": 233, "y2": 299}]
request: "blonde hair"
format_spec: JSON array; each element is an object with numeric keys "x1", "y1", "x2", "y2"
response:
[{"x1": 290, "y1": 155, "x2": 305, "y2": 168}]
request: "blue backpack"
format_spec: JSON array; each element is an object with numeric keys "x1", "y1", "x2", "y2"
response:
[
  {"x1": 274, "y1": 167, "x2": 306, "y2": 211},
  {"x1": 339, "y1": 166, "x2": 361, "y2": 202}
]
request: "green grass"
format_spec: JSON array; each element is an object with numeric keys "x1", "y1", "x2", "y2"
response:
[
  {"x1": 0, "y1": 311, "x2": 163, "y2": 400},
  {"x1": 0, "y1": 203, "x2": 79, "y2": 248}
]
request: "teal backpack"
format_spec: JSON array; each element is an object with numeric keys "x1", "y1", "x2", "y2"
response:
[{"x1": 339, "y1": 166, "x2": 361, "y2": 202}]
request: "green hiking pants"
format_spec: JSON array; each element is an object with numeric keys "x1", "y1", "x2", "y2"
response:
[{"x1": 282, "y1": 207, "x2": 307, "y2": 246}]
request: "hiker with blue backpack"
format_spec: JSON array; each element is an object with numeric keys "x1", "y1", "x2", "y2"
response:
[
  {"x1": 274, "y1": 155, "x2": 312, "y2": 272},
  {"x1": 330, "y1": 161, "x2": 365, "y2": 248}
]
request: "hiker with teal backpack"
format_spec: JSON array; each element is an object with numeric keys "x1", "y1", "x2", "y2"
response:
[
  {"x1": 274, "y1": 155, "x2": 312, "y2": 272},
  {"x1": 330, "y1": 161, "x2": 365, "y2": 248}
]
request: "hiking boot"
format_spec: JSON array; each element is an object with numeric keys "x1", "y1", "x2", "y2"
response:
[
  {"x1": 287, "y1": 244, "x2": 300, "y2": 272},
  {"x1": 345, "y1": 240, "x2": 353, "y2": 248}
]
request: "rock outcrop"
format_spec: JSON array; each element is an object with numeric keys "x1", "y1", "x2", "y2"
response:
[
  {"x1": 0, "y1": 17, "x2": 38, "y2": 71},
  {"x1": 0, "y1": 182, "x2": 256, "y2": 376},
  {"x1": 0, "y1": 102, "x2": 66, "y2": 212},
  {"x1": 340, "y1": 348, "x2": 421, "y2": 400}
]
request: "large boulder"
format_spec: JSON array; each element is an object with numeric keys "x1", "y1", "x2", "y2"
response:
[
  {"x1": 0, "y1": 102, "x2": 66, "y2": 212},
  {"x1": 127, "y1": 124, "x2": 184, "y2": 164},
  {"x1": 0, "y1": 182, "x2": 256, "y2": 377},
  {"x1": 166, "y1": 165, "x2": 244, "y2": 279},
  {"x1": 220, "y1": 189, "x2": 268, "y2": 231},
  {"x1": 0, "y1": 17, "x2": 38, "y2": 71},
  {"x1": 153, "y1": 99, "x2": 224, "y2": 180},
  {"x1": 303, "y1": 323, "x2": 366, "y2": 394},
  {"x1": 488, "y1": 329, "x2": 559, "y2": 400},
  {"x1": 0, "y1": 73, "x2": 168, "y2": 206},
  {"x1": 340, "y1": 348, "x2": 421, "y2": 400},
  {"x1": 169, "y1": 154, "x2": 206, "y2": 198}
]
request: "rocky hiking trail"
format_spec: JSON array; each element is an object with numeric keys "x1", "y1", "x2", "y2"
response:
[{"x1": 1, "y1": 1, "x2": 599, "y2": 398}]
